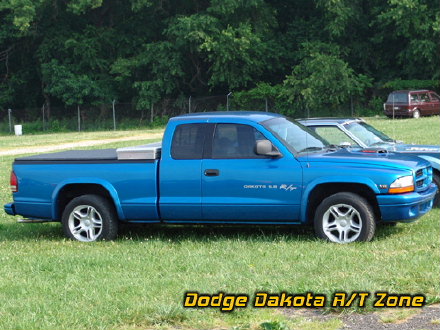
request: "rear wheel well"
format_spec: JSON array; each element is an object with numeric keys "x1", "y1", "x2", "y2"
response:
[
  {"x1": 306, "y1": 183, "x2": 380, "y2": 224},
  {"x1": 56, "y1": 184, "x2": 113, "y2": 220}
]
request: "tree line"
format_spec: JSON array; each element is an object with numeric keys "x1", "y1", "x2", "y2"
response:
[{"x1": 0, "y1": 0, "x2": 438, "y2": 119}]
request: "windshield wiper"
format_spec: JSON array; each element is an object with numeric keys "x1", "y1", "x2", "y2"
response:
[
  {"x1": 298, "y1": 146, "x2": 324, "y2": 153},
  {"x1": 326, "y1": 144, "x2": 340, "y2": 151}
]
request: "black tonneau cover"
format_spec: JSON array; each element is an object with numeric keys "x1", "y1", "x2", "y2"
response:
[{"x1": 15, "y1": 149, "x2": 117, "y2": 162}]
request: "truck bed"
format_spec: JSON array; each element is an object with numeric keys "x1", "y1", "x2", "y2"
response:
[
  {"x1": 15, "y1": 149, "x2": 118, "y2": 162},
  {"x1": 15, "y1": 142, "x2": 162, "y2": 163}
]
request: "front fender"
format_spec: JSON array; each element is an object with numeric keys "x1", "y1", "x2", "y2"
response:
[
  {"x1": 300, "y1": 176, "x2": 380, "y2": 222},
  {"x1": 417, "y1": 155, "x2": 440, "y2": 172},
  {"x1": 51, "y1": 178, "x2": 125, "y2": 220}
]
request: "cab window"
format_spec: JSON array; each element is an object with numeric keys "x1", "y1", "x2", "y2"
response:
[
  {"x1": 171, "y1": 124, "x2": 209, "y2": 159},
  {"x1": 212, "y1": 124, "x2": 267, "y2": 159}
]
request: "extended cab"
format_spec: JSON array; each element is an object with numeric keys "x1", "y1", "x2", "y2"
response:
[{"x1": 4, "y1": 112, "x2": 437, "y2": 243}]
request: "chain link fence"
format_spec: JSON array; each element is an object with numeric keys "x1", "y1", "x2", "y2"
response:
[{"x1": 0, "y1": 94, "x2": 359, "y2": 134}]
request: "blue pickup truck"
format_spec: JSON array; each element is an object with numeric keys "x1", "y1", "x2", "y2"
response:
[{"x1": 4, "y1": 112, "x2": 437, "y2": 243}]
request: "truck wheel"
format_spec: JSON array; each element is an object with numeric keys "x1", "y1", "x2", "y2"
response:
[
  {"x1": 314, "y1": 192, "x2": 375, "y2": 243},
  {"x1": 62, "y1": 194, "x2": 118, "y2": 242},
  {"x1": 412, "y1": 109, "x2": 420, "y2": 119},
  {"x1": 433, "y1": 173, "x2": 440, "y2": 208}
]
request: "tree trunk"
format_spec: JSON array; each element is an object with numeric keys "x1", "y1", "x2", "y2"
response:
[{"x1": 44, "y1": 94, "x2": 51, "y2": 120}]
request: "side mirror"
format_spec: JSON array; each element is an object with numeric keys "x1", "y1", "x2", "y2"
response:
[{"x1": 255, "y1": 140, "x2": 281, "y2": 157}]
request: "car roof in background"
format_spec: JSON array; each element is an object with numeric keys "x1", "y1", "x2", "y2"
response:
[
  {"x1": 297, "y1": 118, "x2": 362, "y2": 125},
  {"x1": 390, "y1": 90, "x2": 431, "y2": 93}
]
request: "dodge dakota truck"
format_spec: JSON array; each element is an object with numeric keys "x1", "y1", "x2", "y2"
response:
[{"x1": 4, "y1": 112, "x2": 437, "y2": 243}]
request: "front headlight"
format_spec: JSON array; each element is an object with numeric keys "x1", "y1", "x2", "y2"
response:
[{"x1": 389, "y1": 175, "x2": 414, "y2": 194}]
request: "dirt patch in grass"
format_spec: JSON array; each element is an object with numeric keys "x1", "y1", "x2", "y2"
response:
[{"x1": 283, "y1": 304, "x2": 440, "y2": 330}]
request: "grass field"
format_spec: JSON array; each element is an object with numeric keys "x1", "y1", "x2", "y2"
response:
[{"x1": 0, "y1": 116, "x2": 439, "y2": 330}]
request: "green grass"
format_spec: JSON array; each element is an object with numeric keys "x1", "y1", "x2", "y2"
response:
[
  {"x1": 0, "y1": 117, "x2": 439, "y2": 330},
  {"x1": 366, "y1": 115, "x2": 440, "y2": 145}
]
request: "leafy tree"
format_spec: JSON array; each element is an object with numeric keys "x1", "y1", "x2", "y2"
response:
[
  {"x1": 41, "y1": 60, "x2": 104, "y2": 106},
  {"x1": 283, "y1": 42, "x2": 372, "y2": 113},
  {"x1": 376, "y1": 0, "x2": 439, "y2": 79},
  {"x1": 0, "y1": 0, "x2": 438, "y2": 120}
]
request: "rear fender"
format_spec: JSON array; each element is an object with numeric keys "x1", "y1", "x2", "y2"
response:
[{"x1": 51, "y1": 178, "x2": 124, "y2": 220}]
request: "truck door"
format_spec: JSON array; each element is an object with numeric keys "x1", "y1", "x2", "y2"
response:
[
  {"x1": 201, "y1": 123, "x2": 303, "y2": 222},
  {"x1": 159, "y1": 123, "x2": 212, "y2": 220}
]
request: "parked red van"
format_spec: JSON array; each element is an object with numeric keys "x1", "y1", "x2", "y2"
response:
[{"x1": 383, "y1": 90, "x2": 440, "y2": 118}]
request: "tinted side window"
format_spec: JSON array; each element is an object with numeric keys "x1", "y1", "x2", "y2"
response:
[
  {"x1": 430, "y1": 93, "x2": 440, "y2": 101},
  {"x1": 171, "y1": 124, "x2": 208, "y2": 159},
  {"x1": 410, "y1": 94, "x2": 419, "y2": 103},
  {"x1": 387, "y1": 93, "x2": 408, "y2": 103},
  {"x1": 420, "y1": 93, "x2": 429, "y2": 102},
  {"x1": 212, "y1": 124, "x2": 266, "y2": 159}
]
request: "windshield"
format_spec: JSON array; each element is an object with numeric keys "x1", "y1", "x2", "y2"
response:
[
  {"x1": 263, "y1": 117, "x2": 329, "y2": 153},
  {"x1": 387, "y1": 92, "x2": 408, "y2": 103},
  {"x1": 344, "y1": 121, "x2": 394, "y2": 147}
]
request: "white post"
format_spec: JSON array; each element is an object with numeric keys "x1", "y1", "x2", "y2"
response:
[
  {"x1": 188, "y1": 96, "x2": 192, "y2": 113},
  {"x1": 227, "y1": 92, "x2": 232, "y2": 111}
]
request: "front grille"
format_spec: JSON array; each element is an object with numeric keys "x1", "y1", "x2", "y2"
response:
[{"x1": 415, "y1": 166, "x2": 432, "y2": 192}]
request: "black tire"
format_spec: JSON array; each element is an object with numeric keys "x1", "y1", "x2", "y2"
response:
[
  {"x1": 314, "y1": 192, "x2": 376, "y2": 243},
  {"x1": 62, "y1": 194, "x2": 118, "y2": 242},
  {"x1": 412, "y1": 109, "x2": 420, "y2": 119},
  {"x1": 433, "y1": 173, "x2": 440, "y2": 208}
]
